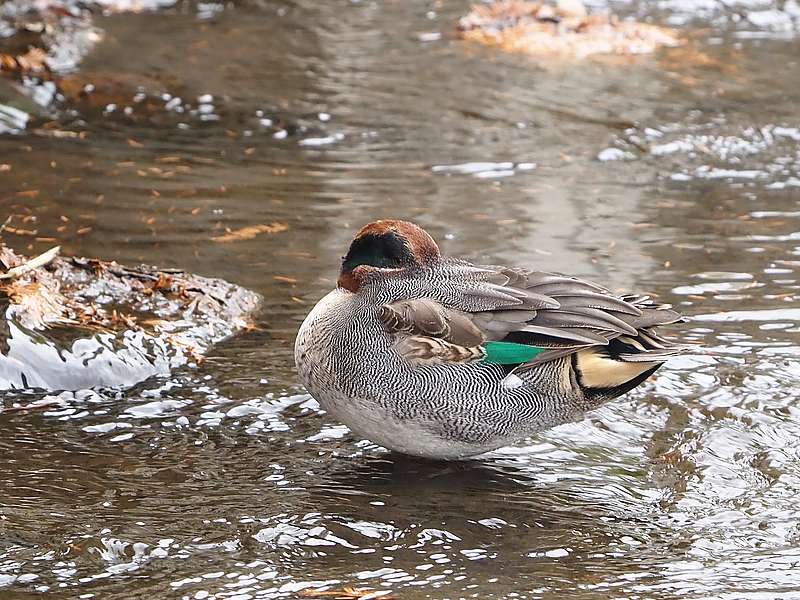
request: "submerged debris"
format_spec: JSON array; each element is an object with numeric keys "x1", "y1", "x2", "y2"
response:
[
  {"x1": 458, "y1": 0, "x2": 682, "y2": 58},
  {"x1": 0, "y1": 243, "x2": 261, "y2": 391}
]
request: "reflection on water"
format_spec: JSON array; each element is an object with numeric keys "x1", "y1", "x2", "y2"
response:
[{"x1": 2, "y1": 0, "x2": 800, "y2": 597}]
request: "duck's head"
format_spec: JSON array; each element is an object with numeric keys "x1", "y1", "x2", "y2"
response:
[{"x1": 338, "y1": 220, "x2": 440, "y2": 293}]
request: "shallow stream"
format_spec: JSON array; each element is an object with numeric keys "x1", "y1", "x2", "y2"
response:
[{"x1": 2, "y1": 0, "x2": 800, "y2": 597}]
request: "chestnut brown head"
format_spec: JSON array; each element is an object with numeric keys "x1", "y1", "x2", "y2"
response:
[{"x1": 338, "y1": 220, "x2": 440, "y2": 292}]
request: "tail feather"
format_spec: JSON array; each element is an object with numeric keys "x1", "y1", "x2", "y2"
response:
[{"x1": 616, "y1": 349, "x2": 686, "y2": 362}]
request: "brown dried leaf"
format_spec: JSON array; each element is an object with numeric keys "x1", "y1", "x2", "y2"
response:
[
  {"x1": 212, "y1": 222, "x2": 288, "y2": 243},
  {"x1": 152, "y1": 273, "x2": 173, "y2": 291},
  {"x1": 4, "y1": 226, "x2": 38, "y2": 237},
  {"x1": 0, "y1": 48, "x2": 49, "y2": 77}
]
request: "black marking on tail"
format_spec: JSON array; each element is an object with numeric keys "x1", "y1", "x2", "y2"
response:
[{"x1": 606, "y1": 336, "x2": 645, "y2": 359}]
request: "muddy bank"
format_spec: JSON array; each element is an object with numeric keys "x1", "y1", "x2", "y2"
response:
[{"x1": 0, "y1": 243, "x2": 260, "y2": 391}]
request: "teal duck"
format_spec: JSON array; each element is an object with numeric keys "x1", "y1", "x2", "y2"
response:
[{"x1": 295, "y1": 220, "x2": 684, "y2": 459}]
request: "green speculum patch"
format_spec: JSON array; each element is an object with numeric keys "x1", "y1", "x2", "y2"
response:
[{"x1": 481, "y1": 341, "x2": 545, "y2": 365}]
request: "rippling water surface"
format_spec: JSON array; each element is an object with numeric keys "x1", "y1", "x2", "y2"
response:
[{"x1": 2, "y1": 0, "x2": 800, "y2": 597}]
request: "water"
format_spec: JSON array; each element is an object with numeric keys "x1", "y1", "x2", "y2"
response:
[{"x1": 2, "y1": 0, "x2": 800, "y2": 597}]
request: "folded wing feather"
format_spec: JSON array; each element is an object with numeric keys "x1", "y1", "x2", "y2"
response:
[{"x1": 379, "y1": 260, "x2": 685, "y2": 372}]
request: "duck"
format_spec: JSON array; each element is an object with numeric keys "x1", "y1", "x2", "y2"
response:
[{"x1": 295, "y1": 220, "x2": 685, "y2": 460}]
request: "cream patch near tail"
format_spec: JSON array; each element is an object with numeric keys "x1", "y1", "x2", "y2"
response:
[{"x1": 575, "y1": 348, "x2": 660, "y2": 389}]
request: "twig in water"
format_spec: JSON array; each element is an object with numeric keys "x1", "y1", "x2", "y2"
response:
[{"x1": 0, "y1": 246, "x2": 61, "y2": 280}]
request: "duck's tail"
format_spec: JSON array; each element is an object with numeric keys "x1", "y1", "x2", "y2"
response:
[{"x1": 573, "y1": 329, "x2": 688, "y2": 403}]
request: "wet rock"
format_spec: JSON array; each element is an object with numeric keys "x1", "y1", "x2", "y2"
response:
[
  {"x1": 458, "y1": 0, "x2": 681, "y2": 58},
  {"x1": 0, "y1": 244, "x2": 261, "y2": 391}
]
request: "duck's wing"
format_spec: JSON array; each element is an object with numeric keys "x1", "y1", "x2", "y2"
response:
[{"x1": 379, "y1": 259, "x2": 686, "y2": 397}]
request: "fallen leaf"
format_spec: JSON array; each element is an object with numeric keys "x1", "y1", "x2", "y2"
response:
[
  {"x1": 0, "y1": 47, "x2": 49, "y2": 77},
  {"x1": 148, "y1": 273, "x2": 173, "y2": 293},
  {"x1": 3, "y1": 226, "x2": 38, "y2": 236},
  {"x1": 212, "y1": 222, "x2": 288, "y2": 242}
]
